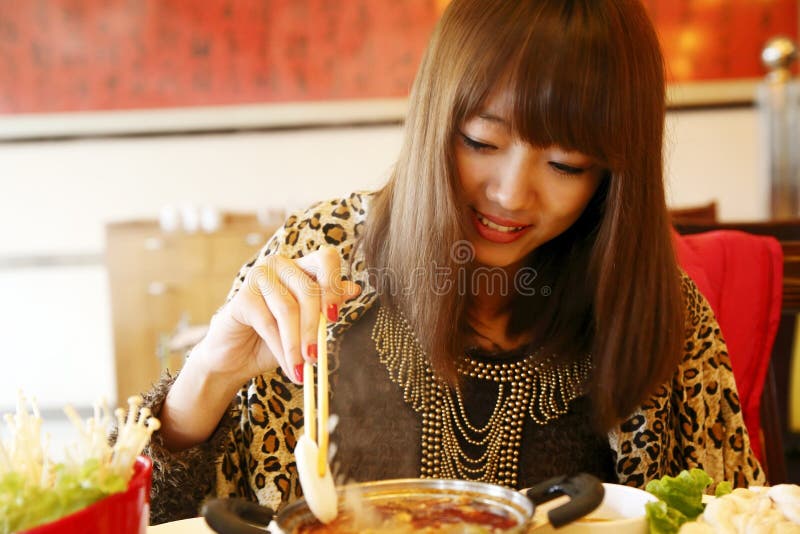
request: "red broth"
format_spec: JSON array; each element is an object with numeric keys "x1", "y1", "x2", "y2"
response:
[{"x1": 295, "y1": 496, "x2": 518, "y2": 533}]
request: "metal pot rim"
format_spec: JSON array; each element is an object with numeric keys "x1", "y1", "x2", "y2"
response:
[
  {"x1": 201, "y1": 474, "x2": 604, "y2": 534},
  {"x1": 276, "y1": 478, "x2": 534, "y2": 532}
]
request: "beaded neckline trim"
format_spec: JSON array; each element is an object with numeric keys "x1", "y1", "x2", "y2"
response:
[{"x1": 371, "y1": 306, "x2": 591, "y2": 487}]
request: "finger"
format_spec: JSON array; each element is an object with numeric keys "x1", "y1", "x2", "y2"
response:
[
  {"x1": 228, "y1": 282, "x2": 291, "y2": 379},
  {"x1": 325, "y1": 281, "x2": 362, "y2": 323},
  {"x1": 295, "y1": 246, "x2": 360, "y2": 322},
  {"x1": 342, "y1": 280, "x2": 363, "y2": 301},
  {"x1": 267, "y1": 256, "x2": 323, "y2": 363},
  {"x1": 248, "y1": 263, "x2": 304, "y2": 383}
]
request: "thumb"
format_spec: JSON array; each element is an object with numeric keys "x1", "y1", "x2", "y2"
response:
[
  {"x1": 343, "y1": 280, "x2": 362, "y2": 301},
  {"x1": 322, "y1": 280, "x2": 362, "y2": 323}
]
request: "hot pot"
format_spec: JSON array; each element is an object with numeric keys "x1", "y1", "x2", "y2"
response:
[{"x1": 202, "y1": 474, "x2": 604, "y2": 534}]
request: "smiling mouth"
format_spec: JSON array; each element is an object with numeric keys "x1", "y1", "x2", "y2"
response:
[{"x1": 472, "y1": 209, "x2": 531, "y2": 233}]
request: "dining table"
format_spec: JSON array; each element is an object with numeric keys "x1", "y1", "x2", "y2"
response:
[
  {"x1": 145, "y1": 491, "x2": 574, "y2": 534},
  {"x1": 147, "y1": 517, "x2": 223, "y2": 533}
]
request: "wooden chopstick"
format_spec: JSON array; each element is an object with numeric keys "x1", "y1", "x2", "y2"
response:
[
  {"x1": 303, "y1": 360, "x2": 316, "y2": 444},
  {"x1": 302, "y1": 313, "x2": 330, "y2": 478},
  {"x1": 317, "y1": 312, "x2": 329, "y2": 477}
]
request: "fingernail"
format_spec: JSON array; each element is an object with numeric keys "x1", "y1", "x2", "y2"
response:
[
  {"x1": 294, "y1": 364, "x2": 304, "y2": 384},
  {"x1": 307, "y1": 344, "x2": 318, "y2": 361},
  {"x1": 326, "y1": 303, "x2": 338, "y2": 322}
]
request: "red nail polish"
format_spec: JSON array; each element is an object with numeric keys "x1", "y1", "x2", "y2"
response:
[
  {"x1": 326, "y1": 303, "x2": 338, "y2": 322},
  {"x1": 294, "y1": 364, "x2": 304, "y2": 383},
  {"x1": 307, "y1": 344, "x2": 318, "y2": 360}
]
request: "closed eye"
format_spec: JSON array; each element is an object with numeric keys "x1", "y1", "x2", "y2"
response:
[
  {"x1": 549, "y1": 161, "x2": 586, "y2": 175},
  {"x1": 459, "y1": 133, "x2": 496, "y2": 152}
]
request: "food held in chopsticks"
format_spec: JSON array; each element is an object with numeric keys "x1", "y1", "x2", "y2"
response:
[
  {"x1": 0, "y1": 393, "x2": 159, "y2": 533},
  {"x1": 295, "y1": 313, "x2": 337, "y2": 524}
]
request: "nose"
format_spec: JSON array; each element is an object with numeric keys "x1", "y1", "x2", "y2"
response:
[{"x1": 485, "y1": 147, "x2": 537, "y2": 212}]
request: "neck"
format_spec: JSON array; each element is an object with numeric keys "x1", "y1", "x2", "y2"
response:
[
  {"x1": 467, "y1": 263, "x2": 526, "y2": 352},
  {"x1": 470, "y1": 260, "x2": 523, "y2": 317},
  {"x1": 471, "y1": 293, "x2": 511, "y2": 322}
]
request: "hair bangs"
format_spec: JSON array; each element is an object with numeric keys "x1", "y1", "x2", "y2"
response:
[{"x1": 451, "y1": 0, "x2": 628, "y2": 171}]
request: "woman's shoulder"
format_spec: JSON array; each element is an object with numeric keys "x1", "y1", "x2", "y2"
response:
[
  {"x1": 609, "y1": 271, "x2": 759, "y2": 487},
  {"x1": 225, "y1": 191, "x2": 379, "y2": 327},
  {"x1": 679, "y1": 270, "x2": 715, "y2": 328},
  {"x1": 262, "y1": 191, "x2": 375, "y2": 260},
  {"x1": 676, "y1": 271, "x2": 731, "y2": 378}
]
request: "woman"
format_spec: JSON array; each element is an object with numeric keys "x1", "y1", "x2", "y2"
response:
[{"x1": 143, "y1": 0, "x2": 764, "y2": 524}]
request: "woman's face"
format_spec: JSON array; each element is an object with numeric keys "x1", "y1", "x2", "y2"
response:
[{"x1": 455, "y1": 89, "x2": 604, "y2": 270}]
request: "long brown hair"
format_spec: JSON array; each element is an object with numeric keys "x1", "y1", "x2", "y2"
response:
[{"x1": 360, "y1": 0, "x2": 684, "y2": 431}]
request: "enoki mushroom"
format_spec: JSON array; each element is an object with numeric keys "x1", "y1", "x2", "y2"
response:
[{"x1": 0, "y1": 392, "x2": 160, "y2": 534}]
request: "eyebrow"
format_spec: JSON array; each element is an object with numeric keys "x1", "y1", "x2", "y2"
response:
[{"x1": 477, "y1": 112, "x2": 509, "y2": 125}]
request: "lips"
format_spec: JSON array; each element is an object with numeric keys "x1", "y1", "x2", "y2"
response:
[{"x1": 470, "y1": 208, "x2": 532, "y2": 244}]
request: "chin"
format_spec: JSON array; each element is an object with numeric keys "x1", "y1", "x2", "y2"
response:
[{"x1": 473, "y1": 247, "x2": 527, "y2": 269}]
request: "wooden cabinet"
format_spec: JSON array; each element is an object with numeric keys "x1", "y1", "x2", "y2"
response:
[{"x1": 105, "y1": 214, "x2": 279, "y2": 402}]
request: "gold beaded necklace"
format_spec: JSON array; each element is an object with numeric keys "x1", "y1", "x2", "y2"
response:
[{"x1": 372, "y1": 306, "x2": 591, "y2": 488}]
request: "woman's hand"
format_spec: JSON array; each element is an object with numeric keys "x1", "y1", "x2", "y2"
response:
[
  {"x1": 159, "y1": 246, "x2": 361, "y2": 451},
  {"x1": 194, "y1": 245, "x2": 362, "y2": 387}
]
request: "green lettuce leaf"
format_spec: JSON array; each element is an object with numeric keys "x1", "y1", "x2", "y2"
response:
[
  {"x1": 645, "y1": 468, "x2": 712, "y2": 519},
  {"x1": 645, "y1": 500, "x2": 690, "y2": 534},
  {"x1": 714, "y1": 480, "x2": 732, "y2": 498}
]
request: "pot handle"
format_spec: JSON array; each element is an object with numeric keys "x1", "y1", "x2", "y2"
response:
[
  {"x1": 524, "y1": 473, "x2": 605, "y2": 528},
  {"x1": 201, "y1": 497, "x2": 275, "y2": 534}
]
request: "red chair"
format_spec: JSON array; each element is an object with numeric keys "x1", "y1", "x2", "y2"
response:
[{"x1": 674, "y1": 230, "x2": 784, "y2": 481}]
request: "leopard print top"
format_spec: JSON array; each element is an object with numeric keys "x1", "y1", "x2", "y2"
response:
[{"x1": 140, "y1": 191, "x2": 765, "y2": 524}]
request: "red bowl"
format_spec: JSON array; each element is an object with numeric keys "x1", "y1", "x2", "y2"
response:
[{"x1": 21, "y1": 455, "x2": 153, "y2": 534}]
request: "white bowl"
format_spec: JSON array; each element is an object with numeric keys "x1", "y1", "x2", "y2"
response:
[{"x1": 532, "y1": 483, "x2": 657, "y2": 534}]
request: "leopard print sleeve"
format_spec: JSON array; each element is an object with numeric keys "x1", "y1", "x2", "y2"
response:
[
  {"x1": 609, "y1": 274, "x2": 766, "y2": 489},
  {"x1": 140, "y1": 209, "x2": 310, "y2": 524},
  {"x1": 141, "y1": 193, "x2": 377, "y2": 522},
  {"x1": 135, "y1": 372, "x2": 242, "y2": 524}
]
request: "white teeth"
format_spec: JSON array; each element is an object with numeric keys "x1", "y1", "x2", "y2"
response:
[{"x1": 476, "y1": 213, "x2": 525, "y2": 233}]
